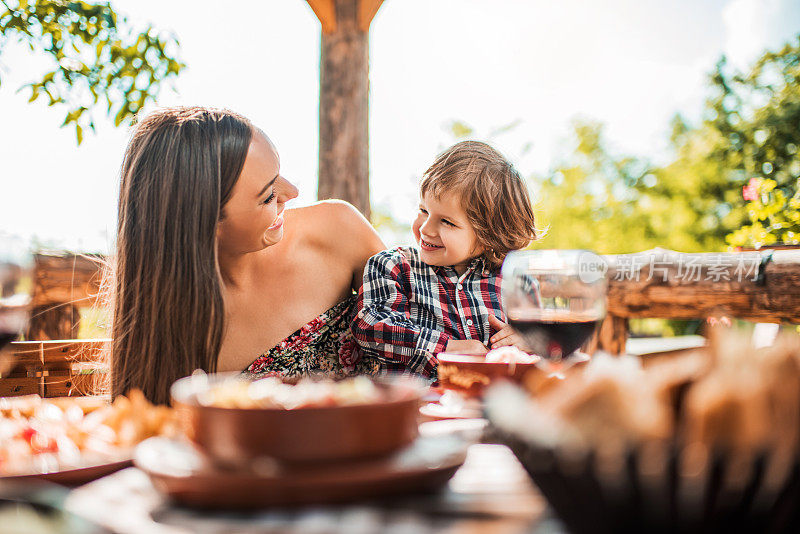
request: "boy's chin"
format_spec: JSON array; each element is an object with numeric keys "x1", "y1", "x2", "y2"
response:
[{"x1": 419, "y1": 249, "x2": 451, "y2": 267}]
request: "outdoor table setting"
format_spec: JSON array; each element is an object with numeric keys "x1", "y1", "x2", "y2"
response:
[
  {"x1": 2, "y1": 0, "x2": 800, "y2": 531},
  {"x1": 0, "y1": 376, "x2": 557, "y2": 534},
  {"x1": 3, "y1": 246, "x2": 800, "y2": 533},
  {"x1": 0, "y1": 249, "x2": 586, "y2": 532},
  {"x1": 61, "y1": 422, "x2": 552, "y2": 534},
  {"x1": 5, "y1": 327, "x2": 800, "y2": 534}
]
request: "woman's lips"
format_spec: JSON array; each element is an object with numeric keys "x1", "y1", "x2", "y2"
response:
[
  {"x1": 268, "y1": 213, "x2": 284, "y2": 231},
  {"x1": 420, "y1": 238, "x2": 443, "y2": 251}
]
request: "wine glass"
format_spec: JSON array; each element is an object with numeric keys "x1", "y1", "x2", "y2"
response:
[
  {"x1": 0, "y1": 234, "x2": 32, "y2": 351},
  {"x1": 501, "y1": 250, "x2": 607, "y2": 375}
]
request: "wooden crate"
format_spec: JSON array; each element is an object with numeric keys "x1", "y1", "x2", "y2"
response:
[
  {"x1": 0, "y1": 376, "x2": 40, "y2": 397},
  {"x1": 1, "y1": 339, "x2": 110, "y2": 398},
  {"x1": 43, "y1": 369, "x2": 107, "y2": 398}
]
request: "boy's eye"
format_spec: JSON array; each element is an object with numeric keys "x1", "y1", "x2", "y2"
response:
[
  {"x1": 442, "y1": 219, "x2": 456, "y2": 227},
  {"x1": 262, "y1": 191, "x2": 276, "y2": 204},
  {"x1": 419, "y1": 208, "x2": 428, "y2": 214}
]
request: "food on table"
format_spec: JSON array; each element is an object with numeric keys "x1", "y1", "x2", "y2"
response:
[
  {"x1": 486, "y1": 328, "x2": 800, "y2": 532},
  {"x1": 490, "y1": 330, "x2": 800, "y2": 451},
  {"x1": 681, "y1": 331, "x2": 800, "y2": 455},
  {"x1": 0, "y1": 390, "x2": 179, "y2": 476},
  {"x1": 489, "y1": 352, "x2": 673, "y2": 448},
  {"x1": 484, "y1": 346, "x2": 540, "y2": 364},
  {"x1": 197, "y1": 375, "x2": 385, "y2": 409}
]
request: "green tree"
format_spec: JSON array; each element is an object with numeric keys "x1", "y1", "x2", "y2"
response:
[
  {"x1": 532, "y1": 120, "x2": 727, "y2": 254},
  {"x1": 708, "y1": 37, "x2": 800, "y2": 247},
  {"x1": 0, "y1": 0, "x2": 184, "y2": 143},
  {"x1": 641, "y1": 115, "x2": 733, "y2": 252},
  {"x1": 600, "y1": 35, "x2": 800, "y2": 251}
]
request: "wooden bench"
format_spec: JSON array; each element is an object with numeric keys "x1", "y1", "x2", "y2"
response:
[{"x1": 588, "y1": 247, "x2": 800, "y2": 354}]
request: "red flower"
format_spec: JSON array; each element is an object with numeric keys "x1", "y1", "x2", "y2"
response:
[
  {"x1": 307, "y1": 316, "x2": 325, "y2": 331},
  {"x1": 742, "y1": 178, "x2": 759, "y2": 201},
  {"x1": 338, "y1": 339, "x2": 359, "y2": 372},
  {"x1": 247, "y1": 355, "x2": 274, "y2": 373}
]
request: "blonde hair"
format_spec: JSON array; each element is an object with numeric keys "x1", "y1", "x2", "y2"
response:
[{"x1": 420, "y1": 141, "x2": 536, "y2": 270}]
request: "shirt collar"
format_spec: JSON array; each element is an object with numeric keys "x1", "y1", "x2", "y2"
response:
[{"x1": 430, "y1": 256, "x2": 490, "y2": 278}]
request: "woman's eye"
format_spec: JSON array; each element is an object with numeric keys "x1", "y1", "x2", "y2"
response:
[{"x1": 263, "y1": 191, "x2": 276, "y2": 204}]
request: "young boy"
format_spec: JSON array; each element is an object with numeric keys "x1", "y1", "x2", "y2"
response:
[{"x1": 352, "y1": 141, "x2": 537, "y2": 378}]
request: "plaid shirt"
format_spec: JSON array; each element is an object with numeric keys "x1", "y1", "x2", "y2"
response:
[{"x1": 352, "y1": 246, "x2": 505, "y2": 378}]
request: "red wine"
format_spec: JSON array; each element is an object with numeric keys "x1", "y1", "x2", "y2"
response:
[{"x1": 509, "y1": 315, "x2": 598, "y2": 360}]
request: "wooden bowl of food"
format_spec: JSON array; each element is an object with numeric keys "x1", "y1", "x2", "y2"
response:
[{"x1": 170, "y1": 373, "x2": 426, "y2": 468}]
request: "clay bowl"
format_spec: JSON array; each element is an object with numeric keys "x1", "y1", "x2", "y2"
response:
[
  {"x1": 170, "y1": 373, "x2": 426, "y2": 468},
  {"x1": 436, "y1": 353, "x2": 544, "y2": 399}
]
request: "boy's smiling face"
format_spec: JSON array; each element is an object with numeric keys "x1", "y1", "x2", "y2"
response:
[{"x1": 413, "y1": 191, "x2": 483, "y2": 274}]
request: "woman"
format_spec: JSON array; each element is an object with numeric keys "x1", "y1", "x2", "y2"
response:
[{"x1": 112, "y1": 107, "x2": 385, "y2": 404}]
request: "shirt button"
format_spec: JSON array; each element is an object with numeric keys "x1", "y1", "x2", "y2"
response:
[
  {"x1": 466, "y1": 319, "x2": 473, "y2": 326},
  {"x1": 457, "y1": 284, "x2": 463, "y2": 290}
]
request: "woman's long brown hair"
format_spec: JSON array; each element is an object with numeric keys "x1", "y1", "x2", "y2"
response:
[{"x1": 112, "y1": 107, "x2": 252, "y2": 405}]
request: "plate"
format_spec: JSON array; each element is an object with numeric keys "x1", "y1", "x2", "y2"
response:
[
  {"x1": 419, "y1": 390, "x2": 484, "y2": 421},
  {"x1": 1, "y1": 458, "x2": 132, "y2": 487},
  {"x1": 135, "y1": 430, "x2": 469, "y2": 509}
]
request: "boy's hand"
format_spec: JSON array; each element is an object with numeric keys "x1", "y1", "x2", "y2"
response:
[
  {"x1": 444, "y1": 339, "x2": 489, "y2": 355},
  {"x1": 488, "y1": 315, "x2": 529, "y2": 352}
]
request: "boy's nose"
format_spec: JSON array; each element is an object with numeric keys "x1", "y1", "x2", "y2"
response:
[{"x1": 419, "y1": 218, "x2": 435, "y2": 235}]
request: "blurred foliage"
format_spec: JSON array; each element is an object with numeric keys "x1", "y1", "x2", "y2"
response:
[
  {"x1": 78, "y1": 304, "x2": 109, "y2": 338},
  {"x1": 628, "y1": 318, "x2": 702, "y2": 338},
  {"x1": 728, "y1": 177, "x2": 800, "y2": 247},
  {"x1": 371, "y1": 200, "x2": 413, "y2": 247},
  {"x1": 532, "y1": 35, "x2": 800, "y2": 253},
  {"x1": 530, "y1": 119, "x2": 721, "y2": 254},
  {"x1": 714, "y1": 38, "x2": 800, "y2": 247},
  {"x1": 0, "y1": 0, "x2": 184, "y2": 143}
]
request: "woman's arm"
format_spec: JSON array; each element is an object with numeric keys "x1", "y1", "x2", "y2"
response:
[{"x1": 352, "y1": 250, "x2": 450, "y2": 377}]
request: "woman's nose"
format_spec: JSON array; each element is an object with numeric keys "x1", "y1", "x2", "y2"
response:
[{"x1": 276, "y1": 176, "x2": 299, "y2": 203}]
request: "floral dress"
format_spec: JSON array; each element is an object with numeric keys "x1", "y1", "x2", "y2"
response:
[{"x1": 244, "y1": 295, "x2": 381, "y2": 379}]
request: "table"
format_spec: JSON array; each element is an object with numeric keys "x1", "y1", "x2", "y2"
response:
[{"x1": 65, "y1": 444, "x2": 566, "y2": 533}]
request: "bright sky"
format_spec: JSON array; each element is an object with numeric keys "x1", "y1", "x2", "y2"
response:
[{"x1": 1, "y1": 0, "x2": 798, "y2": 252}]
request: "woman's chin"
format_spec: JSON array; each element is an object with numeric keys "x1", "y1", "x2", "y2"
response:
[{"x1": 261, "y1": 227, "x2": 284, "y2": 248}]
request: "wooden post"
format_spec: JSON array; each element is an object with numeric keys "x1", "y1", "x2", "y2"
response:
[
  {"x1": 309, "y1": 0, "x2": 384, "y2": 219},
  {"x1": 583, "y1": 314, "x2": 628, "y2": 356}
]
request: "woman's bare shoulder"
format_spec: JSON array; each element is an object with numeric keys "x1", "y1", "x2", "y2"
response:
[
  {"x1": 281, "y1": 200, "x2": 385, "y2": 290},
  {"x1": 286, "y1": 200, "x2": 378, "y2": 243}
]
